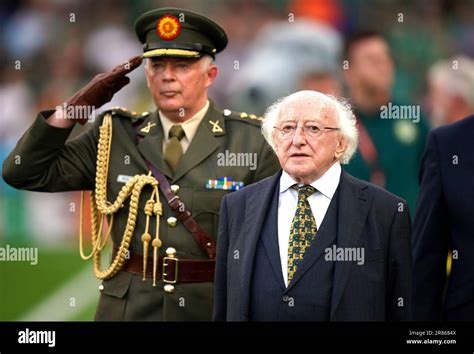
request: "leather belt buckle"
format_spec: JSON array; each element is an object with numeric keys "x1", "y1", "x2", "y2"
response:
[{"x1": 162, "y1": 255, "x2": 179, "y2": 284}]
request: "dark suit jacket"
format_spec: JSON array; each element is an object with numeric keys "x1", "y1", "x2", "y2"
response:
[
  {"x1": 412, "y1": 115, "x2": 474, "y2": 321},
  {"x1": 213, "y1": 169, "x2": 413, "y2": 321}
]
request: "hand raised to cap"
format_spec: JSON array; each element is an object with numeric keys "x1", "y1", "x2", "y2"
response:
[{"x1": 63, "y1": 55, "x2": 143, "y2": 125}]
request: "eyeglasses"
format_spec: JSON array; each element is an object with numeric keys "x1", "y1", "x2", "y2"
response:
[{"x1": 273, "y1": 123, "x2": 340, "y2": 139}]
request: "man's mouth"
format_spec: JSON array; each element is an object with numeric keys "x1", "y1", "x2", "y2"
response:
[
  {"x1": 289, "y1": 152, "x2": 310, "y2": 158},
  {"x1": 160, "y1": 91, "x2": 179, "y2": 97}
]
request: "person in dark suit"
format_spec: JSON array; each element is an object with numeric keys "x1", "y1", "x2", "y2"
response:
[
  {"x1": 412, "y1": 115, "x2": 474, "y2": 321},
  {"x1": 213, "y1": 90, "x2": 413, "y2": 321}
]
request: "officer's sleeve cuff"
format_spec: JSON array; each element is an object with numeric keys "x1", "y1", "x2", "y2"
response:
[{"x1": 27, "y1": 109, "x2": 76, "y2": 147}]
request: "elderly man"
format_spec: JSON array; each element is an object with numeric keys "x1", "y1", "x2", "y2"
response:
[
  {"x1": 213, "y1": 90, "x2": 412, "y2": 321},
  {"x1": 2, "y1": 8, "x2": 279, "y2": 321}
]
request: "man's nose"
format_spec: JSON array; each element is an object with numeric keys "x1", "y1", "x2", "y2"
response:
[
  {"x1": 291, "y1": 126, "x2": 307, "y2": 146},
  {"x1": 162, "y1": 63, "x2": 174, "y2": 81}
]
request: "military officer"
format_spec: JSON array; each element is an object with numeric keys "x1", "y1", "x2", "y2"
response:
[{"x1": 2, "y1": 7, "x2": 279, "y2": 321}]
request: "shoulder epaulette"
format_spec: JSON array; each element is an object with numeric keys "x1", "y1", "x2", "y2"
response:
[
  {"x1": 222, "y1": 108, "x2": 263, "y2": 125},
  {"x1": 104, "y1": 106, "x2": 150, "y2": 121}
]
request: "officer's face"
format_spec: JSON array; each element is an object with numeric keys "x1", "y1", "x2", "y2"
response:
[
  {"x1": 344, "y1": 37, "x2": 394, "y2": 95},
  {"x1": 145, "y1": 56, "x2": 218, "y2": 121},
  {"x1": 273, "y1": 98, "x2": 347, "y2": 185}
]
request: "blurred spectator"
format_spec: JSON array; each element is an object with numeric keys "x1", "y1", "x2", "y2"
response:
[
  {"x1": 298, "y1": 69, "x2": 342, "y2": 96},
  {"x1": 83, "y1": 2, "x2": 144, "y2": 110},
  {"x1": 426, "y1": 55, "x2": 474, "y2": 127},
  {"x1": 228, "y1": 19, "x2": 342, "y2": 115},
  {"x1": 342, "y1": 30, "x2": 430, "y2": 213},
  {"x1": 0, "y1": 69, "x2": 32, "y2": 243},
  {"x1": 2, "y1": 0, "x2": 56, "y2": 59},
  {"x1": 209, "y1": 1, "x2": 282, "y2": 108},
  {"x1": 289, "y1": 0, "x2": 345, "y2": 30}
]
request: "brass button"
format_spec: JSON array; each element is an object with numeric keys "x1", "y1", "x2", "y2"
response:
[
  {"x1": 170, "y1": 185, "x2": 180, "y2": 193},
  {"x1": 166, "y1": 247, "x2": 177, "y2": 257},
  {"x1": 99, "y1": 285, "x2": 104, "y2": 292},
  {"x1": 167, "y1": 217, "x2": 177, "y2": 227},
  {"x1": 164, "y1": 284, "x2": 175, "y2": 293}
]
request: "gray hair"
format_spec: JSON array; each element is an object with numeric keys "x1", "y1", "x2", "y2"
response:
[
  {"x1": 261, "y1": 90, "x2": 358, "y2": 164},
  {"x1": 429, "y1": 55, "x2": 474, "y2": 108},
  {"x1": 145, "y1": 54, "x2": 214, "y2": 72}
]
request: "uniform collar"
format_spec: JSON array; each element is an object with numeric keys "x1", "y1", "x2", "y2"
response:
[{"x1": 159, "y1": 100, "x2": 210, "y2": 142}]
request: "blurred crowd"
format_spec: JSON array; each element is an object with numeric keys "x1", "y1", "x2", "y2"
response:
[{"x1": 0, "y1": 0, "x2": 473, "y2": 245}]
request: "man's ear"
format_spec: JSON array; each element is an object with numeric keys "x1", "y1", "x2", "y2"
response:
[
  {"x1": 334, "y1": 134, "x2": 348, "y2": 160},
  {"x1": 205, "y1": 64, "x2": 218, "y2": 87},
  {"x1": 144, "y1": 60, "x2": 152, "y2": 89}
]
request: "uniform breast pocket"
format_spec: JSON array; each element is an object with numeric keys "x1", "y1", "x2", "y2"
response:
[{"x1": 192, "y1": 189, "x2": 231, "y2": 239}]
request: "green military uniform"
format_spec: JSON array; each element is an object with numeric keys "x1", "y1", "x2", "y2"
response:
[
  {"x1": 344, "y1": 104, "x2": 429, "y2": 214},
  {"x1": 2, "y1": 102, "x2": 279, "y2": 320},
  {"x1": 1, "y1": 7, "x2": 280, "y2": 320}
]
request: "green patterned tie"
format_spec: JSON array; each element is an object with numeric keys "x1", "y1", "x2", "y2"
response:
[
  {"x1": 287, "y1": 185, "x2": 317, "y2": 283},
  {"x1": 164, "y1": 125, "x2": 185, "y2": 173}
]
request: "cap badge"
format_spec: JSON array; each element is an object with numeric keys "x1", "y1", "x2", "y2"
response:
[{"x1": 157, "y1": 15, "x2": 181, "y2": 40}]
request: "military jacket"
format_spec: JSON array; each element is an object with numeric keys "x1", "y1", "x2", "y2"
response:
[{"x1": 2, "y1": 101, "x2": 280, "y2": 320}]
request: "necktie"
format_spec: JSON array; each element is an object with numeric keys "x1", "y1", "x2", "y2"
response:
[
  {"x1": 287, "y1": 185, "x2": 317, "y2": 283},
  {"x1": 164, "y1": 125, "x2": 185, "y2": 173}
]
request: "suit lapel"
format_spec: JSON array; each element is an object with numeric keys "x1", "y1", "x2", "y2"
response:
[
  {"x1": 237, "y1": 171, "x2": 282, "y2": 319},
  {"x1": 136, "y1": 111, "x2": 173, "y2": 178},
  {"x1": 330, "y1": 171, "x2": 371, "y2": 320},
  {"x1": 261, "y1": 184, "x2": 286, "y2": 290},
  {"x1": 172, "y1": 104, "x2": 222, "y2": 183}
]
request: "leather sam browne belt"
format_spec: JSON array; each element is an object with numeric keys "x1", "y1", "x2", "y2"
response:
[
  {"x1": 133, "y1": 123, "x2": 217, "y2": 259},
  {"x1": 114, "y1": 248, "x2": 215, "y2": 283}
]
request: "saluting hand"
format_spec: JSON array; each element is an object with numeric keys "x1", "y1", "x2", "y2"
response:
[{"x1": 51, "y1": 55, "x2": 143, "y2": 127}]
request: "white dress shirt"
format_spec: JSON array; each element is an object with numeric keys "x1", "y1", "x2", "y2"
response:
[
  {"x1": 159, "y1": 100, "x2": 210, "y2": 154},
  {"x1": 278, "y1": 162, "x2": 341, "y2": 287}
]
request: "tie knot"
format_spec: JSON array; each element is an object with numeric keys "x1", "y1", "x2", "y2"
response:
[
  {"x1": 169, "y1": 125, "x2": 185, "y2": 141},
  {"x1": 293, "y1": 184, "x2": 317, "y2": 199}
]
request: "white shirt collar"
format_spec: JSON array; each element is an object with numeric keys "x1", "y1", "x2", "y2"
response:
[
  {"x1": 279, "y1": 161, "x2": 341, "y2": 199},
  {"x1": 159, "y1": 100, "x2": 209, "y2": 142}
]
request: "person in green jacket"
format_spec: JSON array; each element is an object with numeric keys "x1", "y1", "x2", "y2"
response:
[
  {"x1": 2, "y1": 7, "x2": 279, "y2": 321},
  {"x1": 342, "y1": 30, "x2": 429, "y2": 213}
]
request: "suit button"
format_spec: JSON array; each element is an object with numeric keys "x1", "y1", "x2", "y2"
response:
[
  {"x1": 164, "y1": 284, "x2": 175, "y2": 293},
  {"x1": 170, "y1": 184, "x2": 180, "y2": 193},
  {"x1": 99, "y1": 285, "x2": 104, "y2": 292},
  {"x1": 167, "y1": 217, "x2": 177, "y2": 227},
  {"x1": 282, "y1": 295, "x2": 289, "y2": 302}
]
